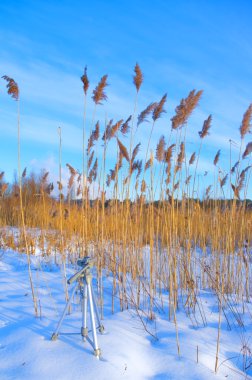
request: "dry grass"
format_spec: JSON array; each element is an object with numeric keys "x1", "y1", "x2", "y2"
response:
[{"x1": 0, "y1": 66, "x2": 252, "y2": 372}]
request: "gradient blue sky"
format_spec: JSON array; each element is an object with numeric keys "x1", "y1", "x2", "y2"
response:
[{"x1": 0, "y1": 0, "x2": 252, "y2": 198}]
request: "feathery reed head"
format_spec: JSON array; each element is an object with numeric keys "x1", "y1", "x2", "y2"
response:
[
  {"x1": 156, "y1": 135, "x2": 166, "y2": 162},
  {"x1": 133, "y1": 63, "x2": 143, "y2": 92},
  {"x1": 164, "y1": 144, "x2": 175, "y2": 164},
  {"x1": 102, "y1": 119, "x2": 113, "y2": 141},
  {"x1": 189, "y1": 152, "x2": 196, "y2": 165},
  {"x1": 2, "y1": 75, "x2": 19, "y2": 100},
  {"x1": 110, "y1": 119, "x2": 123, "y2": 139},
  {"x1": 213, "y1": 149, "x2": 221, "y2": 166},
  {"x1": 92, "y1": 74, "x2": 108, "y2": 104},
  {"x1": 171, "y1": 89, "x2": 203, "y2": 129},
  {"x1": 22, "y1": 168, "x2": 27, "y2": 178},
  {"x1": 66, "y1": 163, "x2": 77, "y2": 176},
  {"x1": 137, "y1": 102, "x2": 157, "y2": 127},
  {"x1": 152, "y1": 94, "x2": 167, "y2": 122},
  {"x1": 240, "y1": 104, "x2": 252, "y2": 139},
  {"x1": 242, "y1": 142, "x2": 252, "y2": 159},
  {"x1": 120, "y1": 116, "x2": 132, "y2": 135},
  {"x1": 117, "y1": 138, "x2": 130, "y2": 162},
  {"x1": 81, "y1": 66, "x2": 89, "y2": 95},
  {"x1": 132, "y1": 143, "x2": 141, "y2": 162},
  {"x1": 199, "y1": 115, "x2": 212, "y2": 139},
  {"x1": 220, "y1": 174, "x2": 228, "y2": 188}
]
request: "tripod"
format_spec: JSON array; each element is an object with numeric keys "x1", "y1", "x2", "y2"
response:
[{"x1": 51, "y1": 257, "x2": 105, "y2": 357}]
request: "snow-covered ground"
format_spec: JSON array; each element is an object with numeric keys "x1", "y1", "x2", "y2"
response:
[{"x1": 0, "y1": 249, "x2": 251, "y2": 380}]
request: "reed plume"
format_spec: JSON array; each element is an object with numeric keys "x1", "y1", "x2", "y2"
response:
[
  {"x1": 88, "y1": 150, "x2": 95, "y2": 170},
  {"x1": 220, "y1": 174, "x2": 228, "y2": 188},
  {"x1": 66, "y1": 163, "x2": 77, "y2": 176},
  {"x1": 214, "y1": 150, "x2": 221, "y2": 166},
  {"x1": 171, "y1": 89, "x2": 203, "y2": 129},
  {"x1": 120, "y1": 116, "x2": 132, "y2": 135},
  {"x1": 199, "y1": 115, "x2": 212, "y2": 138},
  {"x1": 176, "y1": 142, "x2": 185, "y2": 170},
  {"x1": 137, "y1": 102, "x2": 157, "y2": 127},
  {"x1": 132, "y1": 143, "x2": 141, "y2": 162},
  {"x1": 2, "y1": 75, "x2": 19, "y2": 100},
  {"x1": 185, "y1": 175, "x2": 192, "y2": 185},
  {"x1": 156, "y1": 136, "x2": 166, "y2": 162},
  {"x1": 189, "y1": 152, "x2": 196, "y2": 165},
  {"x1": 81, "y1": 66, "x2": 89, "y2": 95},
  {"x1": 133, "y1": 63, "x2": 143, "y2": 92},
  {"x1": 239, "y1": 104, "x2": 252, "y2": 139},
  {"x1": 231, "y1": 161, "x2": 239, "y2": 174},
  {"x1": 164, "y1": 144, "x2": 176, "y2": 164},
  {"x1": 102, "y1": 119, "x2": 113, "y2": 142},
  {"x1": 242, "y1": 142, "x2": 252, "y2": 159},
  {"x1": 92, "y1": 75, "x2": 108, "y2": 104},
  {"x1": 117, "y1": 138, "x2": 130, "y2": 162},
  {"x1": 110, "y1": 119, "x2": 123, "y2": 139},
  {"x1": 22, "y1": 168, "x2": 27, "y2": 178},
  {"x1": 152, "y1": 94, "x2": 167, "y2": 121}
]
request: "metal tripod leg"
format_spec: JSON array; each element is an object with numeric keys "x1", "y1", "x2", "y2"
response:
[
  {"x1": 51, "y1": 281, "x2": 79, "y2": 341},
  {"x1": 81, "y1": 283, "x2": 88, "y2": 340},
  {"x1": 87, "y1": 282, "x2": 101, "y2": 357},
  {"x1": 91, "y1": 283, "x2": 105, "y2": 333}
]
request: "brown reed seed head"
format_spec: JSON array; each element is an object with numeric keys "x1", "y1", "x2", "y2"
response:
[
  {"x1": 141, "y1": 179, "x2": 146, "y2": 193},
  {"x1": 120, "y1": 116, "x2": 132, "y2": 135},
  {"x1": 240, "y1": 104, "x2": 252, "y2": 139},
  {"x1": 199, "y1": 115, "x2": 212, "y2": 138},
  {"x1": 231, "y1": 184, "x2": 240, "y2": 199},
  {"x1": 132, "y1": 143, "x2": 141, "y2": 162},
  {"x1": 0, "y1": 171, "x2": 4, "y2": 181},
  {"x1": 171, "y1": 89, "x2": 203, "y2": 129},
  {"x1": 66, "y1": 163, "x2": 77, "y2": 176},
  {"x1": 137, "y1": 102, "x2": 157, "y2": 127},
  {"x1": 213, "y1": 149, "x2": 221, "y2": 166},
  {"x1": 231, "y1": 161, "x2": 239, "y2": 174},
  {"x1": 2, "y1": 75, "x2": 19, "y2": 100},
  {"x1": 242, "y1": 142, "x2": 252, "y2": 159},
  {"x1": 92, "y1": 74, "x2": 108, "y2": 104},
  {"x1": 220, "y1": 174, "x2": 228, "y2": 187},
  {"x1": 177, "y1": 142, "x2": 185, "y2": 168},
  {"x1": 88, "y1": 151, "x2": 94, "y2": 169},
  {"x1": 22, "y1": 168, "x2": 27, "y2": 178},
  {"x1": 153, "y1": 94, "x2": 167, "y2": 121},
  {"x1": 189, "y1": 152, "x2": 196, "y2": 165},
  {"x1": 133, "y1": 63, "x2": 143, "y2": 92},
  {"x1": 117, "y1": 138, "x2": 130, "y2": 162},
  {"x1": 185, "y1": 175, "x2": 192, "y2": 185},
  {"x1": 164, "y1": 144, "x2": 175, "y2": 164},
  {"x1": 93, "y1": 121, "x2": 100, "y2": 141},
  {"x1": 205, "y1": 185, "x2": 212, "y2": 197},
  {"x1": 102, "y1": 119, "x2": 113, "y2": 141},
  {"x1": 110, "y1": 119, "x2": 123, "y2": 138},
  {"x1": 156, "y1": 136, "x2": 166, "y2": 162},
  {"x1": 81, "y1": 66, "x2": 89, "y2": 95}
]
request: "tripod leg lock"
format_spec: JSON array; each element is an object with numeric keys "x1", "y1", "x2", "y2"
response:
[
  {"x1": 94, "y1": 348, "x2": 101, "y2": 358},
  {"x1": 51, "y1": 333, "x2": 58, "y2": 341},
  {"x1": 81, "y1": 327, "x2": 88, "y2": 338},
  {"x1": 99, "y1": 325, "x2": 105, "y2": 334}
]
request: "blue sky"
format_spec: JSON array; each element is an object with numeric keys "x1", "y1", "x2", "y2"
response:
[{"x1": 0, "y1": 0, "x2": 252, "y2": 198}]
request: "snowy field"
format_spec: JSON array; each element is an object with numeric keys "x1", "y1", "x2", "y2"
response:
[{"x1": 0, "y1": 249, "x2": 252, "y2": 380}]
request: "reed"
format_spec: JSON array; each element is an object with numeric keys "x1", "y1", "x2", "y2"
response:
[{"x1": 1, "y1": 67, "x2": 252, "y2": 373}]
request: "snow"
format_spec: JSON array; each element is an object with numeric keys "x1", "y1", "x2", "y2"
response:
[{"x1": 0, "y1": 249, "x2": 251, "y2": 380}]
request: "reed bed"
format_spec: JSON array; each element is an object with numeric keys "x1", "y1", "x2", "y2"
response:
[{"x1": 0, "y1": 66, "x2": 252, "y2": 372}]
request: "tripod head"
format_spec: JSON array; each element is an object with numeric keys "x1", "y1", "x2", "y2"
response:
[{"x1": 67, "y1": 256, "x2": 94, "y2": 285}]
